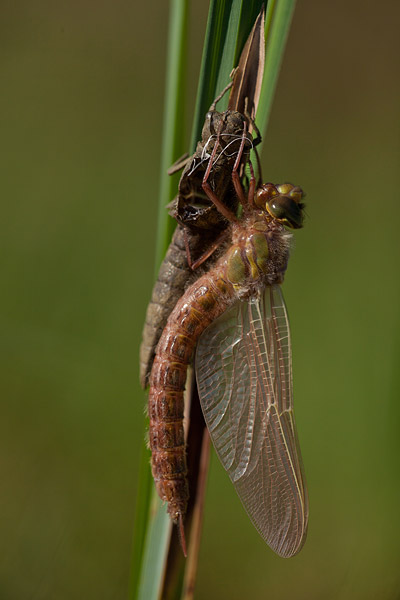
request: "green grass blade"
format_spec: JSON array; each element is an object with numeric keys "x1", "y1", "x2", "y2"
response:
[
  {"x1": 130, "y1": 2, "x2": 188, "y2": 599},
  {"x1": 155, "y1": 0, "x2": 189, "y2": 269},
  {"x1": 129, "y1": 441, "x2": 153, "y2": 598},
  {"x1": 137, "y1": 495, "x2": 173, "y2": 600},
  {"x1": 257, "y1": 0, "x2": 297, "y2": 139}
]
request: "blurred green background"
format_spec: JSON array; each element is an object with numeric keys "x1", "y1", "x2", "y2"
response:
[{"x1": 1, "y1": 1, "x2": 399, "y2": 598}]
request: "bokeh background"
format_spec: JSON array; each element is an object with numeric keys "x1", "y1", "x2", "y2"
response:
[{"x1": 1, "y1": 1, "x2": 399, "y2": 598}]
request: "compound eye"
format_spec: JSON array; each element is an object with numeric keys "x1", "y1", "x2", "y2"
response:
[
  {"x1": 276, "y1": 183, "x2": 303, "y2": 203},
  {"x1": 267, "y1": 199, "x2": 286, "y2": 220},
  {"x1": 266, "y1": 195, "x2": 304, "y2": 229},
  {"x1": 254, "y1": 183, "x2": 278, "y2": 209}
]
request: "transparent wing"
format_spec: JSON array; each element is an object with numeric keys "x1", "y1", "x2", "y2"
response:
[{"x1": 195, "y1": 285, "x2": 308, "y2": 557}]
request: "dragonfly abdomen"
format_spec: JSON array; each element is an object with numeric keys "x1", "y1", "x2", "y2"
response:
[{"x1": 148, "y1": 269, "x2": 234, "y2": 523}]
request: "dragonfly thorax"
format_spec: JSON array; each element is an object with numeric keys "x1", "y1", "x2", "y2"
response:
[{"x1": 224, "y1": 217, "x2": 292, "y2": 298}]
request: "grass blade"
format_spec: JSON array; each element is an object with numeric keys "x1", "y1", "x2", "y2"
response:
[
  {"x1": 129, "y1": 442, "x2": 153, "y2": 598},
  {"x1": 133, "y1": 1, "x2": 299, "y2": 598},
  {"x1": 136, "y1": 495, "x2": 173, "y2": 600},
  {"x1": 257, "y1": 0, "x2": 297, "y2": 138},
  {"x1": 130, "y1": 1, "x2": 188, "y2": 599},
  {"x1": 155, "y1": 0, "x2": 189, "y2": 268}
]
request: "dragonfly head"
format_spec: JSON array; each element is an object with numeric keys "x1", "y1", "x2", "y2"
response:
[{"x1": 255, "y1": 183, "x2": 305, "y2": 229}]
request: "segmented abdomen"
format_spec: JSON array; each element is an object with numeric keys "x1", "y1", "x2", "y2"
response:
[{"x1": 148, "y1": 267, "x2": 234, "y2": 522}]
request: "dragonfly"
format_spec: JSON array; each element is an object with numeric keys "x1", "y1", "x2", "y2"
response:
[
  {"x1": 140, "y1": 10, "x2": 265, "y2": 388},
  {"x1": 148, "y1": 165, "x2": 309, "y2": 558}
]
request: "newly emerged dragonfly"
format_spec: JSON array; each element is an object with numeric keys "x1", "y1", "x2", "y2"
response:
[{"x1": 148, "y1": 170, "x2": 309, "y2": 558}]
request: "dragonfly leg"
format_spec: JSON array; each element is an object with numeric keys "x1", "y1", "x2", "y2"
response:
[
  {"x1": 249, "y1": 115, "x2": 262, "y2": 147},
  {"x1": 253, "y1": 145, "x2": 263, "y2": 186},
  {"x1": 231, "y1": 121, "x2": 250, "y2": 207},
  {"x1": 167, "y1": 152, "x2": 190, "y2": 176},
  {"x1": 208, "y1": 80, "x2": 234, "y2": 111},
  {"x1": 247, "y1": 160, "x2": 256, "y2": 205},
  {"x1": 242, "y1": 103, "x2": 263, "y2": 183},
  {"x1": 183, "y1": 228, "x2": 194, "y2": 269},
  {"x1": 191, "y1": 229, "x2": 229, "y2": 270},
  {"x1": 183, "y1": 227, "x2": 228, "y2": 271},
  {"x1": 232, "y1": 120, "x2": 248, "y2": 173},
  {"x1": 202, "y1": 129, "x2": 238, "y2": 222},
  {"x1": 241, "y1": 100, "x2": 262, "y2": 148},
  {"x1": 202, "y1": 180, "x2": 238, "y2": 223},
  {"x1": 201, "y1": 115, "x2": 242, "y2": 222},
  {"x1": 232, "y1": 155, "x2": 256, "y2": 208}
]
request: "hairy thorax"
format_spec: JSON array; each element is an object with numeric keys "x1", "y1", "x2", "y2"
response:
[{"x1": 223, "y1": 212, "x2": 292, "y2": 300}]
